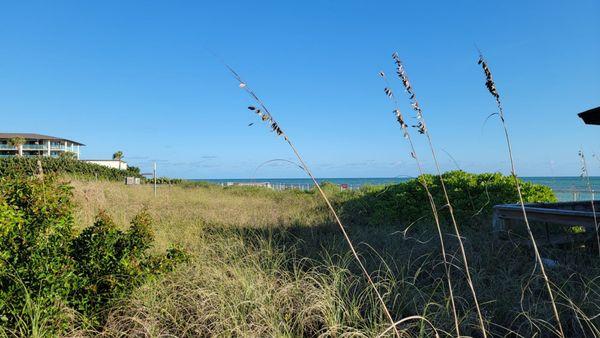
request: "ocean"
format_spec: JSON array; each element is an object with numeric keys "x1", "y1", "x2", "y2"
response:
[{"x1": 197, "y1": 177, "x2": 600, "y2": 202}]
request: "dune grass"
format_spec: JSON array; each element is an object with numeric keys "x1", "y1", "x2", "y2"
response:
[{"x1": 64, "y1": 180, "x2": 600, "y2": 337}]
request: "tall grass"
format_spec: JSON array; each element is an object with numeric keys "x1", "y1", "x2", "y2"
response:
[
  {"x1": 94, "y1": 229, "x2": 441, "y2": 337},
  {"x1": 0, "y1": 274, "x2": 53, "y2": 338},
  {"x1": 66, "y1": 181, "x2": 600, "y2": 337},
  {"x1": 390, "y1": 53, "x2": 488, "y2": 337},
  {"x1": 380, "y1": 71, "x2": 460, "y2": 336},
  {"x1": 477, "y1": 52, "x2": 564, "y2": 337},
  {"x1": 579, "y1": 149, "x2": 600, "y2": 256},
  {"x1": 224, "y1": 64, "x2": 404, "y2": 337}
]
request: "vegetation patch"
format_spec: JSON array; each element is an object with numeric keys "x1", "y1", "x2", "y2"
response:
[
  {"x1": 0, "y1": 157, "x2": 142, "y2": 181},
  {"x1": 340, "y1": 171, "x2": 556, "y2": 227},
  {"x1": 0, "y1": 175, "x2": 187, "y2": 335}
]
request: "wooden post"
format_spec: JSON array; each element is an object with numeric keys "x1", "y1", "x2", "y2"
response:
[{"x1": 492, "y1": 206, "x2": 506, "y2": 235}]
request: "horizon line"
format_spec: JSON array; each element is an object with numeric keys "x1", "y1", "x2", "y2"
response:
[{"x1": 184, "y1": 175, "x2": 599, "y2": 180}]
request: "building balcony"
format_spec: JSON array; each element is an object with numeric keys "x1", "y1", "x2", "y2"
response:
[
  {"x1": 23, "y1": 144, "x2": 47, "y2": 150},
  {"x1": 0, "y1": 144, "x2": 51, "y2": 150}
]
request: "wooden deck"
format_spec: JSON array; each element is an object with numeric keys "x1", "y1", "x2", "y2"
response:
[{"x1": 492, "y1": 201, "x2": 600, "y2": 246}]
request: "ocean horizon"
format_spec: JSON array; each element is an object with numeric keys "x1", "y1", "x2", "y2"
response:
[{"x1": 191, "y1": 176, "x2": 600, "y2": 202}]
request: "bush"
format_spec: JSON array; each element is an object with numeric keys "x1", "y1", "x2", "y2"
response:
[
  {"x1": 0, "y1": 175, "x2": 187, "y2": 334},
  {"x1": 340, "y1": 171, "x2": 556, "y2": 227},
  {"x1": 0, "y1": 157, "x2": 142, "y2": 181},
  {"x1": 0, "y1": 176, "x2": 77, "y2": 330},
  {"x1": 143, "y1": 176, "x2": 184, "y2": 185}
]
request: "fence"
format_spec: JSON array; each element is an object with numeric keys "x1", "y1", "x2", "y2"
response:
[
  {"x1": 220, "y1": 182, "x2": 363, "y2": 191},
  {"x1": 554, "y1": 189, "x2": 599, "y2": 202},
  {"x1": 218, "y1": 183, "x2": 599, "y2": 200}
]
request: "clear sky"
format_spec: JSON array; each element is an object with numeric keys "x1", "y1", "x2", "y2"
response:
[{"x1": 1, "y1": 1, "x2": 598, "y2": 178}]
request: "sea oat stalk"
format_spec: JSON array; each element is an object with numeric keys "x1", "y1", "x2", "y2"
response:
[
  {"x1": 477, "y1": 52, "x2": 564, "y2": 337},
  {"x1": 381, "y1": 71, "x2": 461, "y2": 336},
  {"x1": 392, "y1": 53, "x2": 488, "y2": 338},
  {"x1": 579, "y1": 150, "x2": 600, "y2": 256},
  {"x1": 225, "y1": 65, "x2": 401, "y2": 337}
]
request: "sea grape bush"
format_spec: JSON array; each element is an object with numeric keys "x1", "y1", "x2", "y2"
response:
[
  {"x1": 0, "y1": 175, "x2": 188, "y2": 334},
  {"x1": 340, "y1": 170, "x2": 556, "y2": 227},
  {"x1": 0, "y1": 157, "x2": 142, "y2": 181}
]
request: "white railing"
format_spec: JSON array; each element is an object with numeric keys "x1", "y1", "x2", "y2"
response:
[{"x1": 22, "y1": 144, "x2": 47, "y2": 150}]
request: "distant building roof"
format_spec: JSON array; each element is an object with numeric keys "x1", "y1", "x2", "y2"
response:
[
  {"x1": 0, "y1": 133, "x2": 84, "y2": 146},
  {"x1": 578, "y1": 107, "x2": 600, "y2": 125}
]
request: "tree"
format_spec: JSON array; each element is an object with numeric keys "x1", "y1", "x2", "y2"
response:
[
  {"x1": 8, "y1": 137, "x2": 26, "y2": 157},
  {"x1": 113, "y1": 151, "x2": 124, "y2": 170},
  {"x1": 112, "y1": 151, "x2": 124, "y2": 161},
  {"x1": 58, "y1": 151, "x2": 77, "y2": 160}
]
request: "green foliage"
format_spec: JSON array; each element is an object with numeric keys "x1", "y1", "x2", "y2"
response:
[
  {"x1": 0, "y1": 157, "x2": 142, "y2": 181},
  {"x1": 315, "y1": 181, "x2": 343, "y2": 195},
  {"x1": 126, "y1": 165, "x2": 141, "y2": 176},
  {"x1": 340, "y1": 171, "x2": 556, "y2": 227},
  {"x1": 58, "y1": 151, "x2": 78, "y2": 160},
  {"x1": 144, "y1": 176, "x2": 184, "y2": 185},
  {"x1": 112, "y1": 151, "x2": 123, "y2": 161},
  {"x1": 0, "y1": 176, "x2": 186, "y2": 333},
  {"x1": 0, "y1": 176, "x2": 79, "y2": 330},
  {"x1": 7, "y1": 137, "x2": 25, "y2": 148},
  {"x1": 70, "y1": 209, "x2": 157, "y2": 319},
  {"x1": 179, "y1": 180, "x2": 213, "y2": 188}
]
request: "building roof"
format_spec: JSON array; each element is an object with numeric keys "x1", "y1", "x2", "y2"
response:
[
  {"x1": 0, "y1": 133, "x2": 85, "y2": 146},
  {"x1": 578, "y1": 107, "x2": 600, "y2": 125}
]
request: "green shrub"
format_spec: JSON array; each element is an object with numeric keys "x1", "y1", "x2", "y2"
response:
[
  {"x1": 0, "y1": 157, "x2": 142, "y2": 181},
  {"x1": 0, "y1": 175, "x2": 186, "y2": 333},
  {"x1": 70, "y1": 209, "x2": 158, "y2": 320},
  {"x1": 143, "y1": 176, "x2": 184, "y2": 185},
  {"x1": 0, "y1": 176, "x2": 79, "y2": 331},
  {"x1": 340, "y1": 171, "x2": 556, "y2": 227}
]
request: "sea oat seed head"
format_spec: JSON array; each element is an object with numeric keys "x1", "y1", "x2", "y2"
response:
[
  {"x1": 393, "y1": 109, "x2": 408, "y2": 128},
  {"x1": 477, "y1": 56, "x2": 500, "y2": 100},
  {"x1": 384, "y1": 88, "x2": 393, "y2": 97}
]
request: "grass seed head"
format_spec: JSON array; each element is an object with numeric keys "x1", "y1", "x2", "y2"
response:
[
  {"x1": 391, "y1": 53, "x2": 426, "y2": 132},
  {"x1": 477, "y1": 56, "x2": 500, "y2": 101}
]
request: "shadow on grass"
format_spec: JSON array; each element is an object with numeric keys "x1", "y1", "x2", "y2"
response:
[{"x1": 202, "y1": 218, "x2": 600, "y2": 337}]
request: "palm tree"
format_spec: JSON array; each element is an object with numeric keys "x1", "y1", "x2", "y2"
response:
[
  {"x1": 8, "y1": 137, "x2": 26, "y2": 157},
  {"x1": 113, "y1": 151, "x2": 124, "y2": 169},
  {"x1": 59, "y1": 151, "x2": 77, "y2": 160}
]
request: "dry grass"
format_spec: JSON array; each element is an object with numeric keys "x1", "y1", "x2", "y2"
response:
[
  {"x1": 380, "y1": 71, "x2": 460, "y2": 336},
  {"x1": 389, "y1": 53, "x2": 487, "y2": 337},
  {"x1": 69, "y1": 180, "x2": 328, "y2": 252},
  {"x1": 69, "y1": 180, "x2": 433, "y2": 337},
  {"x1": 477, "y1": 53, "x2": 564, "y2": 336},
  {"x1": 230, "y1": 65, "x2": 402, "y2": 336},
  {"x1": 63, "y1": 180, "x2": 600, "y2": 337}
]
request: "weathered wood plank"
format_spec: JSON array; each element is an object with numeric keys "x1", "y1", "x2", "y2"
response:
[{"x1": 492, "y1": 202, "x2": 599, "y2": 247}]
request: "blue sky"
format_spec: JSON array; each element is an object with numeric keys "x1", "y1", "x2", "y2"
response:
[{"x1": 1, "y1": 1, "x2": 598, "y2": 178}]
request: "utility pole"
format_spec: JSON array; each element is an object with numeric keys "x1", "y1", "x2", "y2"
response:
[{"x1": 153, "y1": 162, "x2": 157, "y2": 197}]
